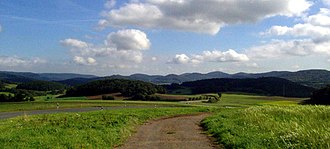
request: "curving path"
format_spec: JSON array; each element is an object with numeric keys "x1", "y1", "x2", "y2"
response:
[{"x1": 117, "y1": 113, "x2": 220, "y2": 149}]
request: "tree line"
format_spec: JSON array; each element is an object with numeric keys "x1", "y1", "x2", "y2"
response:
[
  {"x1": 65, "y1": 79, "x2": 166, "y2": 97},
  {"x1": 164, "y1": 77, "x2": 315, "y2": 98}
]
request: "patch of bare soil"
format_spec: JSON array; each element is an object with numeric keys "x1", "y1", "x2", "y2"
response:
[{"x1": 117, "y1": 113, "x2": 220, "y2": 149}]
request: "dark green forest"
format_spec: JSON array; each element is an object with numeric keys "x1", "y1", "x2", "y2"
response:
[
  {"x1": 16, "y1": 81, "x2": 66, "y2": 91},
  {"x1": 165, "y1": 77, "x2": 315, "y2": 98},
  {"x1": 65, "y1": 79, "x2": 166, "y2": 97},
  {"x1": 305, "y1": 85, "x2": 330, "y2": 105}
]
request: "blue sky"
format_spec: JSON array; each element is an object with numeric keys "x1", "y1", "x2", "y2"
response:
[{"x1": 1, "y1": 0, "x2": 330, "y2": 76}]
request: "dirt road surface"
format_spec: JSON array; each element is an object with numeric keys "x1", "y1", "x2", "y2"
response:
[{"x1": 118, "y1": 113, "x2": 220, "y2": 149}]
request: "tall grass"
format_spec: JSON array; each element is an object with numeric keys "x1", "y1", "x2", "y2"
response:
[
  {"x1": 0, "y1": 107, "x2": 210, "y2": 148},
  {"x1": 202, "y1": 105, "x2": 330, "y2": 148}
]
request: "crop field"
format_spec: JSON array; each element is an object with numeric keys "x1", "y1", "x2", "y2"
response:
[
  {"x1": 193, "y1": 93, "x2": 306, "y2": 107},
  {"x1": 202, "y1": 105, "x2": 330, "y2": 148},
  {"x1": 0, "y1": 107, "x2": 211, "y2": 148},
  {"x1": 0, "y1": 98, "x2": 193, "y2": 112}
]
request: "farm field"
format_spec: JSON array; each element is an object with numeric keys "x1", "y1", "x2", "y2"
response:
[
  {"x1": 0, "y1": 93, "x2": 305, "y2": 112},
  {"x1": 0, "y1": 99, "x2": 191, "y2": 112}
]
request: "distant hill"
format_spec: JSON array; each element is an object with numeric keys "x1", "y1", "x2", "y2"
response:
[
  {"x1": 0, "y1": 71, "x2": 97, "y2": 83},
  {"x1": 164, "y1": 77, "x2": 315, "y2": 98},
  {"x1": 99, "y1": 69, "x2": 330, "y2": 89},
  {"x1": 1, "y1": 69, "x2": 330, "y2": 89}
]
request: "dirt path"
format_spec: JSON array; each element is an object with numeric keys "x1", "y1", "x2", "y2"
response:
[{"x1": 117, "y1": 113, "x2": 219, "y2": 149}]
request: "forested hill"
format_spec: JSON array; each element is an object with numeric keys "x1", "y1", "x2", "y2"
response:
[
  {"x1": 164, "y1": 77, "x2": 315, "y2": 98},
  {"x1": 65, "y1": 79, "x2": 166, "y2": 97},
  {"x1": 0, "y1": 71, "x2": 96, "y2": 83},
  {"x1": 16, "y1": 81, "x2": 67, "y2": 91},
  {"x1": 1, "y1": 69, "x2": 330, "y2": 89}
]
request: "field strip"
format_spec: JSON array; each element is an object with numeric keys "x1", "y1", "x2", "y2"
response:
[{"x1": 0, "y1": 106, "x2": 175, "y2": 120}]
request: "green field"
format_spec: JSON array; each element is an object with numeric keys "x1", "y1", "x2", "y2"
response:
[
  {"x1": 4, "y1": 84, "x2": 17, "y2": 89},
  {"x1": 0, "y1": 99, "x2": 193, "y2": 112},
  {"x1": 1, "y1": 92, "x2": 328, "y2": 148},
  {"x1": 202, "y1": 105, "x2": 330, "y2": 148},
  {"x1": 193, "y1": 93, "x2": 305, "y2": 107},
  {"x1": 0, "y1": 107, "x2": 210, "y2": 148},
  {"x1": 0, "y1": 93, "x2": 304, "y2": 112},
  {"x1": 0, "y1": 92, "x2": 14, "y2": 96}
]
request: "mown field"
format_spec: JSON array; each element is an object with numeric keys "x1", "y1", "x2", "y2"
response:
[
  {"x1": 0, "y1": 107, "x2": 211, "y2": 148},
  {"x1": 203, "y1": 105, "x2": 330, "y2": 148},
  {"x1": 0, "y1": 93, "x2": 305, "y2": 112}
]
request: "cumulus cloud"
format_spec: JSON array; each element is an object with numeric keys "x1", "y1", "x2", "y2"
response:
[
  {"x1": 196, "y1": 50, "x2": 250, "y2": 62},
  {"x1": 171, "y1": 49, "x2": 249, "y2": 64},
  {"x1": 306, "y1": 8, "x2": 330, "y2": 26},
  {"x1": 61, "y1": 29, "x2": 151, "y2": 66},
  {"x1": 60, "y1": 38, "x2": 89, "y2": 49},
  {"x1": 0, "y1": 56, "x2": 46, "y2": 67},
  {"x1": 172, "y1": 54, "x2": 191, "y2": 64},
  {"x1": 106, "y1": 29, "x2": 151, "y2": 51},
  {"x1": 247, "y1": 39, "x2": 330, "y2": 59},
  {"x1": 99, "y1": 0, "x2": 312, "y2": 34},
  {"x1": 73, "y1": 56, "x2": 97, "y2": 65},
  {"x1": 258, "y1": 8, "x2": 330, "y2": 59}
]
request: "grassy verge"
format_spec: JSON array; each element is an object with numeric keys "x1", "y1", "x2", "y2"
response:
[
  {"x1": 0, "y1": 107, "x2": 210, "y2": 148},
  {"x1": 202, "y1": 105, "x2": 330, "y2": 148}
]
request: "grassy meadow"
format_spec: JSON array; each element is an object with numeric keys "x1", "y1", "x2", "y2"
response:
[
  {"x1": 0, "y1": 107, "x2": 210, "y2": 148},
  {"x1": 202, "y1": 105, "x2": 330, "y2": 148}
]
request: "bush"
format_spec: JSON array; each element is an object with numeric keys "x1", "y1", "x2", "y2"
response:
[
  {"x1": 102, "y1": 95, "x2": 115, "y2": 100},
  {"x1": 128, "y1": 94, "x2": 161, "y2": 101}
]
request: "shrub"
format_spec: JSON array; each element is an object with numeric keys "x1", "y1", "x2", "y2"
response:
[{"x1": 102, "y1": 95, "x2": 115, "y2": 100}]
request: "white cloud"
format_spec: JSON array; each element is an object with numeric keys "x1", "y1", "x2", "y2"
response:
[
  {"x1": 73, "y1": 56, "x2": 97, "y2": 65},
  {"x1": 151, "y1": 57, "x2": 157, "y2": 61},
  {"x1": 247, "y1": 39, "x2": 330, "y2": 59},
  {"x1": 106, "y1": 29, "x2": 150, "y2": 51},
  {"x1": 0, "y1": 56, "x2": 46, "y2": 67},
  {"x1": 196, "y1": 50, "x2": 250, "y2": 62},
  {"x1": 323, "y1": 0, "x2": 330, "y2": 6},
  {"x1": 104, "y1": 0, "x2": 116, "y2": 9},
  {"x1": 172, "y1": 54, "x2": 191, "y2": 64},
  {"x1": 0, "y1": 24, "x2": 2, "y2": 32},
  {"x1": 265, "y1": 23, "x2": 330, "y2": 42},
  {"x1": 99, "y1": 0, "x2": 312, "y2": 34},
  {"x1": 62, "y1": 29, "x2": 151, "y2": 67},
  {"x1": 306, "y1": 8, "x2": 330, "y2": 26},
  {"x1": 171, "y1": 49, "x2": 249, "y2": 64},
  {"x1": 258, "y1": 8, "x2": 330, "y2": 59},
  {"x1": 60, "y1": 38, "x2": 89, "y2": 49}
]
